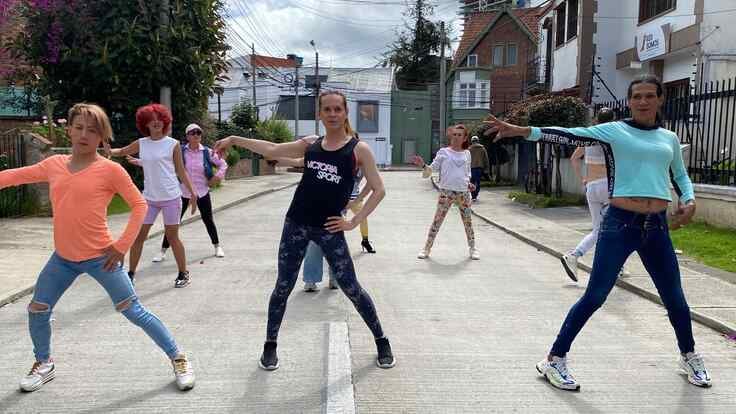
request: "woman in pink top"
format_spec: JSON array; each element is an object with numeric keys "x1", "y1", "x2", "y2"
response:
[
  {"x1": 110, "y1": 104, "x2": 197, "y2": 288},
  {"x1": 0, "y1": 104, "x2": 194, "y2": 392}
]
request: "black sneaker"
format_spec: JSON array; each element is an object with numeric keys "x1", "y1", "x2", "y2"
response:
[
  {"x1": 174, "y1": 271, "x2": 191, "y2": 288},
  {"x1": 375, "y1": 337, "x2": 396, "y2": 369},
  {"x1": 127, "y1": 271, "x2": 136, "y2": 286},
  {"x1": 259, "y1": 341, "x2": 279, "y2": 371}
]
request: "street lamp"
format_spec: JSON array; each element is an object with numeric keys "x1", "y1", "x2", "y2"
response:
[{"x1": 310, "y1": 40, "x2": 320, "y2": 135}]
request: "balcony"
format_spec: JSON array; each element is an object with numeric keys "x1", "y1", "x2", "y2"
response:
[{"x1": 525, "y1": 56, "x2": 550, "y2": 95}]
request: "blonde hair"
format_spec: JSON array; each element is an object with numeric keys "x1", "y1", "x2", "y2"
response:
[
  {"x1": 318, "y1": 90, "x2": 354, "y2": 137},
  {"x1": 67, "y1": 103, "x2": 114, "y2": 144}
]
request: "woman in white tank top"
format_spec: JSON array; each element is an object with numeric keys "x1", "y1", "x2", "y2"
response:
[
  {"x1": 110, "y1": 104, "x2": 198, "y2": 288},
  {"x1": 560, "y1": 108, "x2": 614, "y2": 282}
]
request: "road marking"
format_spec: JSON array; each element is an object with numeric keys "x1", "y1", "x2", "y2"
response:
[{"x1": 326, "y1": 322, "x2": 355, "y2": 414}]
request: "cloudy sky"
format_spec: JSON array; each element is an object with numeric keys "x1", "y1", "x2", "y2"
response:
[{"x1": 224, "y1": 0, "x2": 465, "y2": 68}]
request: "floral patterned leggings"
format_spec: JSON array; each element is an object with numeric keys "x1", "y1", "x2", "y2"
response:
[
  {"x1": 424, "y1": 189, "x2": 475, "y2": 251},
  {"x1": 266, "y1": 218, "x2": 385, "y2": 342}
]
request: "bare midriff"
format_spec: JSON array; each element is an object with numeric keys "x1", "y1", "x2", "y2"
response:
[
  {"x1": 584, "y1": 163, "x2": 607, "y2": 182},
  {"x1": 610, "y1": 197, "x2": 668, "y2": 214}
]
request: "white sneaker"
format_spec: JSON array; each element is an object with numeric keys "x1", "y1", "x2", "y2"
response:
[
  {"x1": 19, "y1": 360, "x2": 55, "y2": 392},
  {"x1": 560, "y1": 253, "x2": 579, "y2": 282},
  {"x1": 536, "y1": 356, "x2": 580, "y2": 391},
  {"x1": 172, "y1": 354, "x2": 195, "y2": 391},
  {"x1": 304, "y1": 282, "x2": 319, "y2": 292},
  {"x1": 679, "y1": 352, "x2": 712, "y2": 387},
  {"x1": 152, "y1": 249, "x2": 167, "y2": 263},
  {"x1": 417, "y1": 249, "x2": 430, "y2": 259},
  {"x1": 469, "y1": 247, "x2": 480, "y2": 260},
  {"x1": 215, "y1": 246, "x2": 225, "y2": 258}
]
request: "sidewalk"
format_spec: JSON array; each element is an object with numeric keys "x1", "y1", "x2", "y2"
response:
[
  {"x1": 467, "y1": 184, "x2": 736, "y2": 337},
  {"x1": 0, "y1": 171, "x2": 301, "y2": 308}
]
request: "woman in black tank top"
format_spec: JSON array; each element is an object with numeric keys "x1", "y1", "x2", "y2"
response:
[{"x1": 214, "y1": 90, "x2": 395, "y2": 370}]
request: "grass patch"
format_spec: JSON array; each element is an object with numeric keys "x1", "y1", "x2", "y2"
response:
[
  {"x1": 107, "y1": 194, "x2": 131, "y2": 215},
  {"x1": 480, "y1": 179, "x2": 515, "y2": 188},
  {"x1": 508, "y1": 191, "x2": 586, "y2": 209},
  {"x1": 670, "y1": 221, "x2": 736, "y2": 273}
]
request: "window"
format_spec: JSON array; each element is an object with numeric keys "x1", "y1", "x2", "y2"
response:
[
  {"x1": 555, "y1": 2, "x2": 566, "y2": 47},
  {"x1": 639, "y1": 0, "x2": 676, "y2": 23},
  {"x1": 493, "y1": 45, "x2": 504, "y2": 66},
  {"x1": 357, "y1": 101, "x2": 379, "y2": 132},
  {"x1": 275, "y1": 96, "x2": 316, "y2": 120},
  {"x1": 467, "y1": 54, "x2": 478, "y2": 67},
  {"x1": 567, "y1": 0, "x2": 578, "y2": 40},
  {"x1": 456, "y1": 81, "x2": 490, "y2": 109},
  {"x1": 507, "y1": 44, "x2": 518, "y2": 66}
]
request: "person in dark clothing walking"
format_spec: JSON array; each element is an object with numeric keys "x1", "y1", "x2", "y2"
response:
[{"x1": 468, "y1": 135, "x2": 490, "y2": 201}]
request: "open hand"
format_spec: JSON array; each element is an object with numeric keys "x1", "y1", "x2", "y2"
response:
[
  {"x1": 324, "y1": 216, "x2": 356, "y2": 233},
  {"x1": 102, "y1": 245, "x2": 124, "y2": 272},
  {"x1": 208, "y1": 176, "x2": 222, "y2": 187},
  {"x1": 468, "y1": 183, "x2": 476, "y2": 193},
  {"x1": 411, "y1": 154, "x2": 425, "y2": 167},
  {"x1": 213, "y1": 137, "x2": 232, "y2": 158},
  {"x1": 483, "y1": 115, "x2": 528, "y2": 142}
]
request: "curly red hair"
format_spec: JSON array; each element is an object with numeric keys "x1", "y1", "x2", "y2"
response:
[{"x1": 135, "y1": 104, "x2": 172, "y2": 137}]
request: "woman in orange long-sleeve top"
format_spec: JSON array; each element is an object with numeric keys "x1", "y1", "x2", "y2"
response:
[{"x1": 0, "y1": 104, "x2": 195, "y2": 393}]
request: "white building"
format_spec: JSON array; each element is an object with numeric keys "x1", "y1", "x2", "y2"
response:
[{"x1": 208, "y1": 56, "x2": 393, "y2": 166}]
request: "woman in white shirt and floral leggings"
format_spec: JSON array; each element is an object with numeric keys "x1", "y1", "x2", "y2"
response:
[{"x1": 412, "y1": 124, "x2": 479, "y2": 260}]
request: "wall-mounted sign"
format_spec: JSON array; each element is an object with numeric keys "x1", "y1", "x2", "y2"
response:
[{"x1": 635, "y1": 23, "x2": 671, "y2": 61}]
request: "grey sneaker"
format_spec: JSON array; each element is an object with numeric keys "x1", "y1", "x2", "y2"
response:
[
  {"x1": 679, "y1": 352, "x2": 712, "y2": 387},
  {"x1": 417, "y1": 249, "x2": 430, "y2": 259},
  {"x1": 536, "y1": 356, "x2": 580, "y2": 391},
  {"x1": 152, "y1": 249, "x2": 167, "y2": 263},
  {"x1": 19, "y1": 360, "x2": 55, "y2": 392},
  {"x1": 172, "y1": 354, "x2": 195, "y2": 391},
  {"x1": 303, "y1": 282, "x2": 318, "y2": 292}
]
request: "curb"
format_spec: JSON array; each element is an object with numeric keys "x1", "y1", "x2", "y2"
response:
[
  {"x1": 430, "y1": 177, "x2": 736, "y2": 337},
  {"x1": 0, "y1": 180, "x2": 299, "y2": 309}
]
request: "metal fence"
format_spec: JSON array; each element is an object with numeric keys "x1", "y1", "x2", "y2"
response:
[
  {"x1": 0, "y1": 129, "x2": 27, "y2": 217},
  {"x1": 595, "y1": 77, "x2": 736, "y2": 187}
]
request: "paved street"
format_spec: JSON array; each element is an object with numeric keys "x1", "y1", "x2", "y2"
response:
[{"x1": 0, "y1": 172, "x2": 734, "y2": 413}]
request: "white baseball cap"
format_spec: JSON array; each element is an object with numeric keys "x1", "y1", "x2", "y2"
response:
[{"x1": 185, "y1": 123, "x2": 202, "y2": 134}]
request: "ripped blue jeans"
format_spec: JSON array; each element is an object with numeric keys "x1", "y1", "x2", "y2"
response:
[{"x1": 29, "y1": 252, "x2": 179, "y2": 362}]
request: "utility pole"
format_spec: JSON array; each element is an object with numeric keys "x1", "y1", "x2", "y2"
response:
[
  {"x1": 288, "y1": 54, "x2": 303, "y2": 139},
  {"x1": 439, "y1": 21, "x2": 447, "y2": 146},
  {"x1": 310, "y1": 40, "x2": 320, "y2": 135},
  {"x1": 160, "y1": 0, "x2": 172, "y2": 110},
  {"x1": 251, "y1": 43, "x2": 258, "y2": 119}
]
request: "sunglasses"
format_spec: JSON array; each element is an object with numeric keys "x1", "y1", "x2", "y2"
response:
[{"x1": 187, "y1": 130, "x2": 202, "y2": 136}]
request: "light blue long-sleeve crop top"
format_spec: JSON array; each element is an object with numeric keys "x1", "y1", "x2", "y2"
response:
[{"x1": 527, "y1": 119, "x2": 694, "y2": 203}]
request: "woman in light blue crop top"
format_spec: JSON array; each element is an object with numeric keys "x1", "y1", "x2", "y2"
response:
[{"x1": 485, "y1": 75, "x2": 711, "y2": 391}]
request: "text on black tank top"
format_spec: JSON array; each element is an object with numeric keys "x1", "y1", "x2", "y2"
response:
[{"x1": 286, "y1": 136, "x2": 359, "y2": 227}]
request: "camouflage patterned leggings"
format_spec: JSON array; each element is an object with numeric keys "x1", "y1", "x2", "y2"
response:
[{"x1": 266, "y1": 218, "x2": 385, "y2": 341}]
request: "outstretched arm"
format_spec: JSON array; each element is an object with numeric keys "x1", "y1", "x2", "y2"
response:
[
  {"x1": 0, "y1": 162, "x2": 50, "y2": 189},
  {"x1": 484, "y1": 115, "x2": 615, "y2": 146},
  {"x1": 109, "y1": 139, "x2": 140, "y2": 158},
  {"x1": 214, "y1": 135, "x2": 318, "y2": 160}
]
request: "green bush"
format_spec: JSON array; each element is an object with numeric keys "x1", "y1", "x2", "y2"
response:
[
  {"x1": 225, "y1": 147, "x2": 241, "y2": 167},
  {"x1": 508, "y1": 191, "x2": 585, "y2": 208},
  {"x1": 256, "y1": 118, "x2": 293, "y2": 143}
]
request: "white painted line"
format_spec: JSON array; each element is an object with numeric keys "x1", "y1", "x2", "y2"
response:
[{"x1": 326, "y1": 322, "x2": 355, "y2": 414}]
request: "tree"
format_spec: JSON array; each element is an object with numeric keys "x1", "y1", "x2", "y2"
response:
[
  {"x1": 229, "y1": 98, "x2": 258, "y2": 132},
  {"x1": 7, "y1": 0, "x2": 230, "y2": 144},
  {"x1": 383, "y1": 0, "x2": 449, "y2": 90}
]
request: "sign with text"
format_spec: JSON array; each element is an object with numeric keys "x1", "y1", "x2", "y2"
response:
[{"x1": 635, "y1": 23, "x2": 671, "y2": 61}]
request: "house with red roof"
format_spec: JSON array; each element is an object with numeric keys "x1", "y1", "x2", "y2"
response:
[{"x1": 448, "y1": 3, "x2": 543, "y2": 124}]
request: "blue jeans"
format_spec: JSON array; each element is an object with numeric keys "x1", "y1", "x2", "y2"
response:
[
  {"x1": 550, "y1": 205, "x2": 695, "y2": 357},
  {"x1": 471, "y1": 167, "x2": 483, "y2": 199},
  {"x1": 303, "y1": 241, "x2": 335, "y2": 284},
  {"x1": 29, "y1": 252, "x2": 180, "y2": 362}
]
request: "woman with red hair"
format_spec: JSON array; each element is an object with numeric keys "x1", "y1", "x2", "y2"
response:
[
  {"x1": 110, "y1": 104, "x2": 198, "y2": 288},
  {"x1": 412, "y1": 124, "x2": 479, "y2": 260}
]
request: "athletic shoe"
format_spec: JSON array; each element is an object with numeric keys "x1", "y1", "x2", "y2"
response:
[
  {"x1": 375, "y1": 337, "x2": 396, "y2": 369},
  {"x1": 152, "y1": 249, "x2": 167, "y2": 263},
  {"x1": 469, "y1": 247, "x2": 480, "y2": 260},
  {"x1": 215, "y1": 246, "x2": 225, "y2": 258},
  {"x1": 560, "y1": 253, "x2": 579, "y2": 282},
  {"x1": 679, "y1": 352, "x2": 712, "y2": 387},
  {"x1": 259, "y1": 341, "x2": 279, "y2": 371},
  {"x1": 328, "y1": 277, "x2": 339, "y2": 290},
  {"x1": 417, "y1": 249, "x2": 430, "y2": 259},
  {"x1": 174, "y1": 271, "x2": 191, "y2": 288},
  {"x1": 172, "y1": 354, "x2": 195, "y2": 391},
  {"x1": 536, "y1": 356, "x2": 580, "y2": 391},
  {"x1": 127, "y1": 271, "x2": 136, "y2": 286},
  {"x1": 19, "y1": 360, "x2": 55, "y2": 392},
  {"x1": 303, "y1": 282, "x2": 318, "y2": 292}
]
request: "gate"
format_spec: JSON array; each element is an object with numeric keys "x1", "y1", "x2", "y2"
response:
[{"x1": 0, "y1": 129, "x2": 27, "y2": 217}]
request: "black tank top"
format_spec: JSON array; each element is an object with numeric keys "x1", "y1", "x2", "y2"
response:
[{"x1": 286, "y1": 136, "x2": 359, "y2": 227}]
